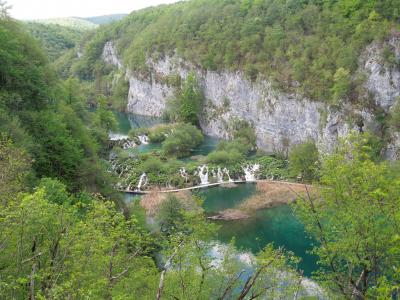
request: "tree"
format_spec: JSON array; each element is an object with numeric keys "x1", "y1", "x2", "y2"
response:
[
  {"x1": 295, "y1": 133, "x2": 400, "y2": 298},
  {"x1": 288, "y1": 139, "x2": 319, "y2": 182},
  {"x1": 162, "y1": 123, "x2": 204, "y2": 158},
  {"x1": 331, "y1": 67, "x2": 351, "y2": 104},
  {"x1": 0, "y1": 135, "x2": 31, "y2": 205},
  {"x1": 166, "y1": 73, "x2": 203, "y2": 125},
  {"x1": 0, "y1": 186, "x2": 158, "y2": 299},
  {"x1": 0, "y1": 1, "x2": 11, "y2": 19}
]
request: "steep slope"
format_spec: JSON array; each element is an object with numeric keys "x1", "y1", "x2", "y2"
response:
[
  {"x1": 28, "y1": 17, "x2": 98, "y2": 30},
  {"x1": 24, "y1": 22, "x2": 86, "y2": 60},
  {"x1": 65, "y1": 0, "x2": 400, "y2": 157},
  {"x1": 82, "y1": 14, "x2": 127, "y2": 25},
  {"x1": 0, "y1": 17, "x2": 117, "y2": 195}
]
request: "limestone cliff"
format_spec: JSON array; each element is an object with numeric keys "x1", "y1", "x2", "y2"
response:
[{"x1": 103, "y1": 40, "x2": 400, "y2": 158}]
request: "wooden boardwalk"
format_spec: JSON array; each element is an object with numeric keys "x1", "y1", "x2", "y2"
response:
[{"x1": 122, "y1": 179, "x2": 313, "y2": 195}]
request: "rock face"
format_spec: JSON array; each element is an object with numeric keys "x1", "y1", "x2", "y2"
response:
[
  {"x1": 363, "y1": 37, "x2": 400, "y2": 109},
  {"x1": 103, "y1": 40, "x2": 400, "y2": 158},
  {"x1": 102, "y1": 41, "x2": 123, "y2": 69}
]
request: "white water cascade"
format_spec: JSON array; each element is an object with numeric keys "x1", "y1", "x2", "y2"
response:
[
  {"x1": 109, "y1": 133, "x2": 128, "y2": 141},
  {"x1": 223, "y1": 168, "x2": 234, "y2": 182},
  {"x1": 138, "y1": 135, "x2": 149, "y2": 144},
  {"x1": 179, "y1": 167, "x2": 189, "y2": 183},
  {"x1": 217, "y1": 167, "x2": 224, "y2": 183},
  {"x1": 198, "y1": 165, "x2": 209, "y2": 185},
  {"x1": 135, "y1": 173, "x2": 148, "y2": 191},
  {"x1": 242, "y1": 164, "x2": 260, "y2": 182}
]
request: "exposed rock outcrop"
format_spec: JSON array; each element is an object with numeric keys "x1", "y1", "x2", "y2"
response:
[{"x1": 103, "y1": 40, "x2": 400, "y2": 158}]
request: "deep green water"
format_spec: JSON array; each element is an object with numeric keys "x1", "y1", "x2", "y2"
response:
[
  {"x1": 114, "y1": 111, "x2": 163, "y2": 134},
  {"x1": 198, "y1": 184, "x2": 318, "y2": 276},
  {"x1": 117, "y1": 112, "x2": 317, "y2": 276},
  {"x1": 113, "y1": 111, "x2": 220, "y2": 156}
]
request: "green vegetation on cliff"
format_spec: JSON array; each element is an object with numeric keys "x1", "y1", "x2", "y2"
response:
[
  {"x1": 24, "y1": 22, "x2": 87, "y2": 60},
  {"x1": 0, "y1": 16, "x2": 117, "y2": 196},
  {"x1": 71, "y1": 0, "x2": 399, "y2": 105}
]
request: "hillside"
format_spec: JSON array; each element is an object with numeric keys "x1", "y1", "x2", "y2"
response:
[
  {"x1": 82, "y1": 14, "x2": 127, "y2": 25},
  {"x1": 61, "y1": 0, "x2": 400, "y2": 158},
  {"x1": 24, "y1": 22, "x2": 86, "y2": 60},
  {"x1": 29, "y1": 17, "x2": 98, "y2": 30},
  {"x1": 73, "y1": 0, "x2": 400, "y2": 103},
  {"x1": 1, "y1": 1, "x2": 400, "y2": 299}
]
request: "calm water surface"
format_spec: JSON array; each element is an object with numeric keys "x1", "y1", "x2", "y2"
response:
[
  {"x1": 117, "y1": 112, "x2": 317, "y2": 276},
  {"x1": 199, "y1": 184, "x2": 318, "y2": 276}
]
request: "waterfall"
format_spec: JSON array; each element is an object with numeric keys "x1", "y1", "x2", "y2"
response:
[
  {"x1": 122, "y1": 140, "x2": 136, "y2": 149},
  {"x1": 109, "y1": 133, "x2": 128, "y2": 141},
  {"x1": 135, "y1": 173, "x2": 148, "y2": 191},
  {"x1": 179, "y1": 167, "x2": 189, "y2": 183},
  {"x1": 242, "y1": 164, "x2": 260, "y2": 182},
  {"x1": 223, "y1": 167, "x2": 234, "y2": 182},
  {"x1": 198, "y1": 165, "x2": 209, "y2": 185},
  {"x1": 138, "y1": 135, "x2": 149, "y2": 144},
  {"x1": 217, "y1": 167, "x2": 224, "y2": 183}
]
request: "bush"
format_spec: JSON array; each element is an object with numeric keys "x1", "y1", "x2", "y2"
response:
[
  {"x1": 142, "y1": 157, "x2": 163, "y2": 174},
  {"x1": 128, "y1": 127, "x2": 149, "y2": 139},
  {"x1": 162, "y1": 123, "x2": 204, "y2": 158},
  {"x1": 289, "y1": 140, "x2": 319, "y2": 182},
  {"x1": 165, "y1": 73, "x2": 203, "y2": 125},
  {"x1": 389, "y1": 99, "x2": 400, "y2": 131},
  {"x1": 217, "y1": 139, "x2": 252, "y2": 156},
  {"x1": 148, "y1": 124, "x2": 176, "y2": 143},
  {"x1": 206, "y1": 149, "x2": 244, "y2": 165}
]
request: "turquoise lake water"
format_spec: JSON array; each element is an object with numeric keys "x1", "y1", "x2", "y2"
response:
[
  {"x1": 198, "y1": 184, "x2": 318, "y2": 276},
  {"x1": 113, "y1": 111, "x2": 220, "y2": 156},
  {"x1": 117, "y1": 112, "x2": 318, "y2": 276}
]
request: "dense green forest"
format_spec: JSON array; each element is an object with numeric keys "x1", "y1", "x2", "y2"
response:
[
  {"x1": 24, "y1": 22, "x2": 87, "y2": 60},
  {"x1": 82, "y1": 14, "x2": 127, "y2": 25},
  {"x1": 1, "y1": 0, "x2": 400, "y2": 299},
  {"x1": 66, "y1": 0, "x2": 400, "y2": 106}
]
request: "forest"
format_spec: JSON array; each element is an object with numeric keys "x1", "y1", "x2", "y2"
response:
[
  {"x1": 1, "y1": 0, "x2": 400, "y2": 299},
  {"x1": 61, "y1": 0, "x2": 400, "y2": 106}
]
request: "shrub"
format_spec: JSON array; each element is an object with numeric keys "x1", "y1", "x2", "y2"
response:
[
  {"x1": 162, "y1": 123, "x2": 204, "y2": 158},
  {"x1": 289, "y1": 140, "x2": 319, "y2": 182},
  {"x1": 142, "y1": 157, "x2": 163, "y2": 174},
  {"x1": 206, "y1": 149, "x2": 244, "y2": 165},
  {"x1": 148, "y1": 124, "x2": 176, "y2": 143}
]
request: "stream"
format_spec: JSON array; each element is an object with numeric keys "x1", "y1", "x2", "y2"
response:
[{"x1": 114, "y1": 111, "x2": 318, "y2": 277}]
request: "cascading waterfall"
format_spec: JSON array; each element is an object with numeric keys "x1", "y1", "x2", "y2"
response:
[
  {"x1": 109, "y1": 133, "x2": 136, "y2": 149},
  {"x1": 198, "y1": 165, "x2": 209, "y2": 185},
  {"x1": 217, "y1": 167, "x2": 224, "y2": 183},
  {"x1": 138, "y1": 135, "x2": 149, "y2": 144},
  {"x1": 109, "y1": 133, "x2": 128, "y2": 141},
  {"x1": 242, "y1": 164, "x2": 260, "y2": 182},
  {"x1": 223, "y1": 167, "x2": 234, "y2": 182},
  {"x1": 179, "y1": 167, "x2": 189, "y2": 183},
  {"x1": 135, "y1": 173, "x2": 148, "y2": 191}
]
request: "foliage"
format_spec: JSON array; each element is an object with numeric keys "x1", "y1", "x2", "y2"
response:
[
  {"x1": 0, "y1": 18, "x2": 119, "y2": 197},
  {"x1": 155, "y1": 194, "x2": 185, "y2": 236},
  {"x1": 288, "y1": 139, "x2": 319, "y2": 182},
  {"x1": 165, "y1": 72, "x2": 203, "y2": 125},
  {"x1": 0, "y1": 136, "x2": 31, "y2": 205},
  {"x1": 389, "y1": 98, "x2": 400, "y2": 131},
  {"x1": 0, "y1": 186, "x2": 158, "y2": 299},
  {"x1": 73, "y1": 0, "x2": 399, "y2": 105},
  {"x1": 162, "y1": 123, "x2": 204, "y2": 158},
  {"x1": 147, "y1": 123, "x2": 176, "y2": 143},
  {"x1": 206, "y1": 149, "x2": 244, "y2": 165},
  {"x1": 28, "y1": 17, "x2": 97, "y2": 30},
  {"x1": 295, "y1": 133, "x2": 400, "y2": 298},
  {"x1": 24, "y1": 22, "x2": 85, "y2": 60}
]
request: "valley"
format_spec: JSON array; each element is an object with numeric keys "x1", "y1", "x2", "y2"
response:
[{"x1": 1, "y1": 0, "x2": 400, "y2": 299}]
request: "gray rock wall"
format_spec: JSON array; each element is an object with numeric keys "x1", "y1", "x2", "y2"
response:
[{"x1": 103, "y1": 40, "x2": 400, "y2": 158}]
